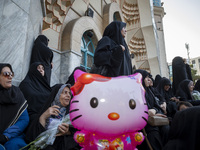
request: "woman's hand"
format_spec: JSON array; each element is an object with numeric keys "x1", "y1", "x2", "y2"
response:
[
  {"x1": 39, "y1": 105, "x2": 60, "y2": 127},
  {"x1": 148, "y1": 109, "x2": 156, "y2": 117},
  {"x1": 160, "y1": 102, "x2": 167, "y2": 114},
  {"x1": 120, "y1": 45, "x2": 125, "y2": 51},
  {"x1": 56, "y1": 123, "x2": 71, "y2": 136},
  {"x1": 170, "y1": 97, "x2": 180, "y2": 102}
]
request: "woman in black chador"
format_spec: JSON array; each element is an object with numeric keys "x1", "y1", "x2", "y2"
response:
[
  {"x1": 19, "y1": 62, "x2": 52, "y2": 122},
  {"x1": 93, "y1": 21, "x2": 132, "y2": 77},
  {"x1": 156, "y1": 77, "x2": 178, "y2": 118},
  {"x1": 172, "y1": 56, "x2": 188, "y2": 95},
  {"x1": 175, "y1": 79, "x2": 200, "y2": 106},
  {"x1": 163, "y1": 106, "x2": 200, "y2": 150},
  {"x1": 30, "y1": 35, "x2": 53, "y2": 84},
  {"x1": 134, "y1": 69, "x2": 169, "y2": 150}
]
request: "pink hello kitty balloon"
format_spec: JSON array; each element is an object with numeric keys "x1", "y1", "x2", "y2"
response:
[{"x1": 70, "y1": 70, "x2": 148, "y2": 150}]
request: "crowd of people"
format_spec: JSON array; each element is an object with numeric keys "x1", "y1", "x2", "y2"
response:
[{"x1": 0, "y1": 21, "x2": 200, "y2": 150}]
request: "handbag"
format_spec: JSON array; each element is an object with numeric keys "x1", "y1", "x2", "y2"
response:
[
  {"x1": 148, "y1": 116, "x2": 169, "y2": 126},
  {"x1": 90, "y1": 64, "x2": 108, "y2": 76}
]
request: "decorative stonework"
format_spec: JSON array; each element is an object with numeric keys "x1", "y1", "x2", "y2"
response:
[
  {"x1": 128, "y1": 36, "x2": 149, "y2": 70},
  {"x1": 43, "y1": 0, "x2": 74, "y2": 32},
  {"x1": 122, "y1": 0, "x2": 140, "y2": 24},
  {"x1": 129, "y1": 37, "x2": 146, "y2": 59}
]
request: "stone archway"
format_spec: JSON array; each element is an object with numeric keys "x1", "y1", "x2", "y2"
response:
[
  {"x1": 60, "y1": 16, "x2": 102, "y2": 83},
  {"x1": 103, "y1": 2, "x2": 125, "y2": 30},
  {"x1": 61, "y1": 16, "x2": 102, "y2": 54}
]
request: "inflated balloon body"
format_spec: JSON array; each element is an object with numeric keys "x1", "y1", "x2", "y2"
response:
[{"x1": 70, "y1": 70, "x2": 148, "y2": 150}]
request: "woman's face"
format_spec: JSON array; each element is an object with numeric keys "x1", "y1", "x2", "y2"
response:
[
  {"x1": 37, "y1": 65, "x2": 45, "y2": 76},
  {"x1": 164, "y1": 85, "x2": 170, "y2": 91},
  {"x1": 188, "y1": 81, "x2": 194, "y2": 92},
  {"x1": 149, "y1": 78, "x2": 153, "y2": 87},
  {"x1": 144, "y1": 76, "x2": 151, "y2": 87},
  {"x1": 0, "y1": 67, "x2": 13, "y2": 89},
  {"x1": 121, "y1": 27, "x2": 126, "y2": 38},
  {"x1": 59, "y1": 87, "x2": 72, "y2": 107}
]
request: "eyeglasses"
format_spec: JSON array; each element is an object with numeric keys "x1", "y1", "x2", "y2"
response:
[{"x1": 1, "y1": 72, "x2": 14, "y2": 78}]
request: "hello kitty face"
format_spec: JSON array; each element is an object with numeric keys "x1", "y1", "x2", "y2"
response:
[{"x1": 70, "y1": 71, "x2": 148, "y2": 136}]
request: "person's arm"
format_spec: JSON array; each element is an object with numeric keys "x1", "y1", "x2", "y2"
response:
[
  {"x1": 39, "y1": 105, "x2": 60, "y2": 127},
  {"x1": 94, "y1": 37, "x2": 123, "y2": 67},
  {"x1": 3, "y1": 109, "x2": 29, "y2": 140},
  {"x1": 160, "y1": 102, "x2": 167, "y2": 114}
]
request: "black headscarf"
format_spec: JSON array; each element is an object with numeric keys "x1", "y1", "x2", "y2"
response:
[
  {"x1": 0, "y1": 63, "x2": 28, "y2": 133},
  {"x1": 175, "y1": 79, "x2": 193, "y2": 101},
  {"x1": 30, "y1": 35, "x2": 53, "y2": 84},
  {"x1": 103, "y1": 21, "x2": 126, "y2": 46},
  {"x1": 25, "y1": 84, "x2": 79, "y2": 150},
  {"x1": 133, "y1": 69, "x2": 150, "y2": 88},
  {"x1": 156, "y1": 77, "x2": 177, "y2": 118},
  {"x1": 156, "y1": 77, "x2": 174, "y2": 103},
  {"x1": 19, "y1": 62, "x2": 52, "y2": 122},
  {"x1": 133, "y1": 69, "x2": 164, "y2": 113},
  {"x1": 176, "y1": 79, "x2": 200, "y2": 106},
  {"x1": 194, "y1": 79, "x2": 200, "y2": 92},
  {"x1": 172, "y1": 56, "x2": 188, "y2": 95},
  {"x1": 154, "y1": 74, "x2": 162, "y2": 88},
  {"x1": 94, "y1": 21, "x2": 132, "y2": 77},
  {"x1": 163, "y1": 106, "x2": 200, "y2": 150}
]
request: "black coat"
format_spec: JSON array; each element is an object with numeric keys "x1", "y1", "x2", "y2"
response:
[
  {"x1": 172, "y1": 56, "x2": 188, "y2": 95},
  {"x1": 19, "y1": 62, "x2": 52, "y2": 122},
  {"x1": 93, "y1": 21, "x2": 132, "y2": 77},
  {"x1": 163, "y1": 106, "x2": 200, "y2": 150},
  {"x1": 30, "y1": 35, "x2": 53, "y2": 84}
]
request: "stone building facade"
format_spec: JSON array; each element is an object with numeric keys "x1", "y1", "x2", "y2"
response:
[{"x1": 0, "y1": 0, "x2": 168, "y2": 86}]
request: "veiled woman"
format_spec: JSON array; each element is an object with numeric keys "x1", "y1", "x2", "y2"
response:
[
  {"x1": 163, "y1": 106, "x2": 200, "y2": 150},
  {"x1": 92, "y1": 21, "x2": 132, "y2": 77},
  {"x1": 19, "y1": 62, "x2": 52, "y2": 122},
  {"x1": 156, "y1": 77, "x2": 178, "y2": 118},
  {"x1": 134, "y1": 69, "x2": 169, "y2": 150},
  {"x1": 30, "y1": 35, "x2": 53, "y2": 84},
  {"x1": 175, "y1": 79, "x2": 200, "y2": 106},
  {"x1": 25, "y1": 84, "x2": 80, "y2": 150},
  {"x1": 172, "y1": 56, "x2": 188, "y2": 95},
  {"x1": 0, "y1": 63, "x2": 29, "y2": 150}
]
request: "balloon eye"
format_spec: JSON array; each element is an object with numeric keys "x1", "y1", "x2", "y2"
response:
[
  {"x1": 90, "y1": 97, "x2": 98, "y2": 108},
  {"x1": 129, "y1": 99, "x2": 136, "y2": 109}
]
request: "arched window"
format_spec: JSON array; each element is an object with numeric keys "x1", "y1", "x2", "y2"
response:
[{"x1": 80, "y1": 30, "x2": 96, "y2": 71}]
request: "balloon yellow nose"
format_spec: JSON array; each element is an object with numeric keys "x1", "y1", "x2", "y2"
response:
[{"x1": 108, "y1": 112, "x2": 120, "y2": 120}]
